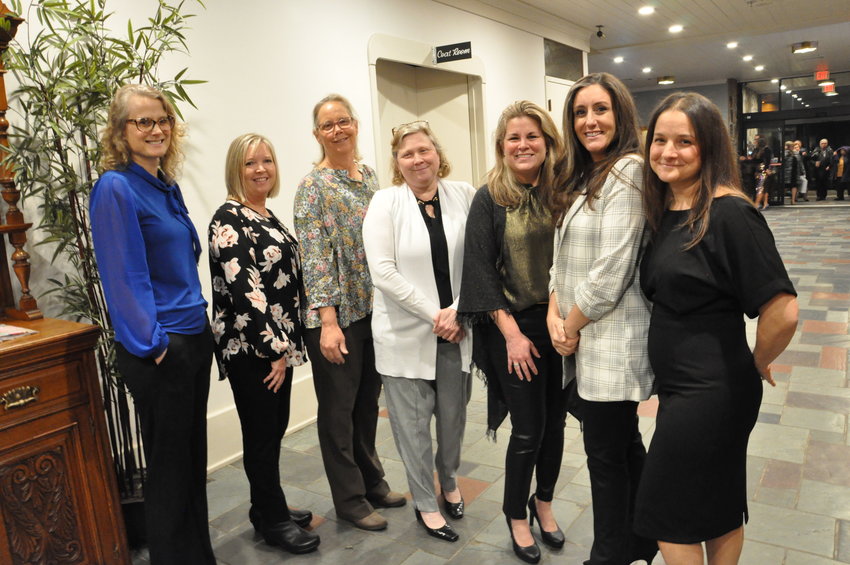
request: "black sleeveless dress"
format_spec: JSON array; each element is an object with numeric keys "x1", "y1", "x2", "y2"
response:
[{"x1": 633, "y1": 196, "x2": 795, "y2": 543}]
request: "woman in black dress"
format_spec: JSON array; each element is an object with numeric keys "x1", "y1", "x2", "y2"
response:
[{"x1": 635, "y1": 92, "x2": 798, "y2": 564}]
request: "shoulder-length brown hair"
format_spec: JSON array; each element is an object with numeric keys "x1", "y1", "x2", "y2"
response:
[
  {"x1": 487, "y1": 100, "x2": 564, "y2": 210},
  {"x1": 553, "y1": 73, "x2": 641, "y2": 222},
  {"x1": 224, "y1": 133, "x2": 282, "y2": 202},
  {"x1": 99, "y1": 84, "x2": 184, "y2": 181},
  {"x1": 389, "y1": 121, "x2": 450, "y2": 186},
  {"x1": 643, "y1": 91, "x2": 747, "y2": 249}
]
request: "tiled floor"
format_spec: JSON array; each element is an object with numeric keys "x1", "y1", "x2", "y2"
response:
[{"x1": 132, "y1": 197, "x2": 850, "y2": 565}]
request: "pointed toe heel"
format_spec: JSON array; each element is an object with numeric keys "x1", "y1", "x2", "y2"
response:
[{"x1": 415, "y1": 509, "x2": 459, "y2": 542}]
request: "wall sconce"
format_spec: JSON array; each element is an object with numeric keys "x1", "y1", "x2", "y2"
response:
[
  {"x1": 791, "y1": 41, "x2": 817, "y2": 54},
  {"x1": 657, "y1": 76, "x2": 675, "y2": 85}
]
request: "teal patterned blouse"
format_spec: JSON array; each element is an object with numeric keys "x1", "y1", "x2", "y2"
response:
[{"x1": 294, "y1": 164, "x2": 378, "y2": 329}]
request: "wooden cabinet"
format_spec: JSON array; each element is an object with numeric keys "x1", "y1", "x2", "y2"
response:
[{"x1": 0, "y1": 318, "x2": 130, "y2": 564}]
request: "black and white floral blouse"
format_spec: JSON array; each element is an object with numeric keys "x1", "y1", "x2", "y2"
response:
[{"x1": 209, "y1": 200, "x2": 306, "y2": 379}]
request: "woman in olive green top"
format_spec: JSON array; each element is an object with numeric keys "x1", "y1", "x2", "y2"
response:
[{"x1": 458, "y1": 101, "x2": 566, "y2": 564}]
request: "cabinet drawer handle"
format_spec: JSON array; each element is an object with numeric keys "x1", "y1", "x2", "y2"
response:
[{"x1": 1, "y1": 385, "x2": 40, "y2": 410}]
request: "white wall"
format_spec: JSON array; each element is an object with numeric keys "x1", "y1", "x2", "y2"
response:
[{"x1": 11, "y1": 0, "x2": 587, "y2": 469}]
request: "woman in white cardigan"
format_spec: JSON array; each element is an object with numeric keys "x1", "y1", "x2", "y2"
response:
[{"x1": 362, "y1": 121, "x2": 475, "y2": 543}]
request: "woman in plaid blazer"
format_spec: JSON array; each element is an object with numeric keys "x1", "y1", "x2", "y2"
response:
[{"x1": 548, "y1": 73, "x2": 657, "y2": 565}]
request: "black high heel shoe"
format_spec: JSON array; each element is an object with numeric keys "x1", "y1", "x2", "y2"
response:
[
  {"x1": 249, "y1": 506, "x2": 313, "y2": 531},
  {"x1": 415, "y1": 509, "x2": 459, "y2": 542},
  {"x1": 506, "y1": 516, "x2": 541, "y2": 564},
  {"x1": 441, "y1": 491, "x2": 464, "y2": 519},
  {"x1": 527, "y1": 494, "x2": 565, "y2": 549}
]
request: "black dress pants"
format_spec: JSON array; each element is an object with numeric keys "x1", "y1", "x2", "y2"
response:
[
  {"x1": 481, "y1": 306, "x2": 566, "y2": 518},
  {"x1": 116, "y1": 327, "x2": 216, "y2": 565},
  {"x1": 815, "y1": 169, "x2": 831, "y2": 200},
  {"x1": 304, "y1": 316, "x2": 389, "y2": 521},
  {"x1": 226, "y1": 355, "x2": 293, "y2": 525},
  {"x1": 581, "y1": 399, "x2": 656, "y2": 565}
]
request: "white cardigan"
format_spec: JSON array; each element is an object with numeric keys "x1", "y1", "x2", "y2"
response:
[{"x1": 363, "y1": 179, "x2": 475, "y2": 379}]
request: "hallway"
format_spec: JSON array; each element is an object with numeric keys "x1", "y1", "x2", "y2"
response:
[{"x1": 134, "y1": 202, "x2": 850, "y2": 565}]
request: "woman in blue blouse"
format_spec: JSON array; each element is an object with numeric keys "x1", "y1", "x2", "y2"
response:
[
  {"x1": 90, "y1": 84, "x2": 215, "y2": 565},
  {"x1": 209, "y1": 133, "x2": 320, "y2": 554}
]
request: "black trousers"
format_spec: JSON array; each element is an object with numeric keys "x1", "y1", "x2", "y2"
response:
[
  {"x1": 116, "y1": 326, "x2": 215, "y2": 565},
  {"x1": 481, "y1": 306, "x2": 566, "y2": 518},
  {"x1": 815, "y1": 169, "x2": 831, "y2": 199},
  {"x1": 226, "y1": 355, "x2": 293, "y2": 525},
  {"x1": 304, "y1": 316, "x2": 389, "y2": 521},
  {"x1": 581, "y1": 399, "x2": 656, "y2": 565},
  {"x1": 835, "y1": 180, "x2": 848, "y2": 200}
]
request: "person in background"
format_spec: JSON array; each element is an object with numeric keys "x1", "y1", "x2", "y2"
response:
[
  {"x1": 209, "y1": 133, "x2": 319, "y2": 555},
  {"x1": 635, "y1": 91, "x2": 798, "y2": 565},
  {"x1": 548, "y1": 72, "x2": 657, "y2": 565},
  {"x1": 754, "y1": 163, "x2": 769, "y2": 211},
  {"x1": 294, "y1": 93, "x2": 405, "y2": 532},
  {"x1": 832, "y1": 146, "x2": 849, "y2": 201},
  {"x1": 90, "y1": 84, "x2": 216, "y2": 565},
  {"x1": 793, "y1": 140, "x2": 808, "y2": 202},
  {"x1": 811, "y1": 138, "x2": 833, "y2": 200},
  {"x1": 363, "y1": 122, "x2": 476, "y2": 543},
  {"x1": 782, "y1": 140, "x2": 799, "y2": 204},
  {"x1": 459, "y1": 100, "x2": 567, "y2": 564}
]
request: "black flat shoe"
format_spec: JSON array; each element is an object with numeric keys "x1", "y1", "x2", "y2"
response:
[
  {"x1": 415, "y1": 509, "x2": 459, "y2": 542},
  {"x1": 506, "y1": 516, "x2": 540, "y2": 564},
  {"x1": 442, "y1": 492, "x2": 464, "y2": 519},
  {"x1": 249, "y1": 506, "x2": 312, "y2": 531},
  {"x1": 261, "y1": 520, "x2": 320, "y2": 554},
  {"x1": 527, "y1": 494, "x2": 565, "y2": 549}
]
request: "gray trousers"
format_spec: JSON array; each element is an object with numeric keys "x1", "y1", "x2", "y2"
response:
[{"x1": 381, "y1": 343, "x2": 472, "y2": 512}]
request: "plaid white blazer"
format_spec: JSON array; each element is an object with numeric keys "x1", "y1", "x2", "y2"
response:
[{"x1": 549, "y1": 155, "x2": 654, "y2": 402}]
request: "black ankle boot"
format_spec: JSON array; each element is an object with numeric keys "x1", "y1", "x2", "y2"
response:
[{"x1": 261, "y1": 520, "x2": 320, "y2": 554}]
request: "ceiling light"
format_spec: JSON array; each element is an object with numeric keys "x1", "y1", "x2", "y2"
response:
[
  {"x1": 792, "y1": 41, "x2": 818, "y2": 54},
  {"x1": 642, "y1": 67, "x2": 652, "y2": 73},
  {"x1": 791, "y1": 94, "x2": 798, "y2": 98},
  {"x1": 669, "y1": 24, "x2": 683, "y2": 33},
  {"x1": 771, "y1": 79, "x2": 779, "y2": 83},
  {"x1": 818, "y1": 79, "x2": 835, "y2": 87},
  {"x1": 780, "y1": 84, "x2": 786, "y2": 90},
  {"x1": 786, "y1": 90, "x2": 792, "y2": 94},
  {"x1": 825, "y1": 91, "x2": 838, "y2": 96},
  {"x1": 726, "y1": 41, "x2": 738, "y2": 49},
  {"x1": 657, "y1": 76, "x2": 675, "y2": 85},
  {"x1": 754, "y1": 65, "x2": 764, "y2": 71},
  {"x1": 614, "y1": 56, "x2": 624, "y2": 63},
  {"x1": 742, "y1": 55, "x2": 753, "y2": 62},
  {"x1": 638, "y1": 6, "x2": 655, "y2": 15}
]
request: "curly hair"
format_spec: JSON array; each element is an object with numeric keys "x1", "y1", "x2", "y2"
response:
[
  {"x1": 389, "y1": 121, "x2": 451, "y2": 186},
  {"x1": 224, "y1": 133, "x2": 281, "y2": 202},
  {"x1": 487, "y1": 100, "x2": 564, "y2": 210},
  {"x1": 99, "y1": 84, "x2": 184, "y2": 181},
  {"x1": 553, "y1": 73, "x2": 641, "y2": 222}
]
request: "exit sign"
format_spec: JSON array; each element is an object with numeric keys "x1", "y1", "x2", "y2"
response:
[{"x1": 815, "y1": 70, "x2": 830, "y2": 81}]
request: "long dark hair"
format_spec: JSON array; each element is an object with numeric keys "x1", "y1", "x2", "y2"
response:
[
  {"x1": 553, "y1": 72, "x2": 641, "y2": 223},
  {"x1": 643, "y1": 91, "x2": 746, "y2": 249}
]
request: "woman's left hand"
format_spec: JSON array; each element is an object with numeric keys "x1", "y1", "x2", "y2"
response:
[
  {"x1": 756, "y1": 363, "x2": 776, "y2": 387},
  {"x1": 263, "y1": 357, "x2": 289, "y2": 393}
]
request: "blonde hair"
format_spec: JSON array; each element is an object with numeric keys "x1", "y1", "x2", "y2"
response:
[
  {"x1": 224, "y1": 133, "x2": 281, "y2": 202},
  {"x1": 311, "y1": 93, "x2": 361, "y2": 163},
  {"x1": 389, "y1": 122, "x2": 451, "y2": 186},
  {"x1": 99, "y1": 84, "x2": 184, "y2": 181},
  {"x1": 487, "y1": 100, "x2": 564, "y2": 209}
]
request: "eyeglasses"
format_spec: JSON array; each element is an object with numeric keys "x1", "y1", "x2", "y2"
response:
[
  {"x1": 126, "y1": 116, "x2": 176, "y2": 133},
  {"x1": 317, "y1": 117, "x2": 354, "y2": 133},
  {"x1": 392, "y1": 120, "x2": 430, "y2": 135}
]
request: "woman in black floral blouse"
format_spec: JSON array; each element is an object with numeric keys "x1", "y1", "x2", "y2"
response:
[{"x1": 209, "y1": 133, "x2": 319, "y2": 555}]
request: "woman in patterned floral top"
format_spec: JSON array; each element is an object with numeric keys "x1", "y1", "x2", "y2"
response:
[
  {"x1": 209, "y1": 133, "x2": 319, "y2": 555},
  {"x1": 294, "y1": 94, "x2": 404, "y2": 531}
]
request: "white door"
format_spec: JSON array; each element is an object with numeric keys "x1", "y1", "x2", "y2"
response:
[{"x1": 545, "y1": 76, "x2": 574, "y2": 135}]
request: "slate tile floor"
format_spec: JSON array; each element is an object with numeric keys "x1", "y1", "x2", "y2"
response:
[{"x1": 132, "y1": 201, "x2": 850, "y2": 564}]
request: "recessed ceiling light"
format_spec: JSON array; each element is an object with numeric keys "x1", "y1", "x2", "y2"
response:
[
  {"x1": 792, "y1": 94, "x2": 798, "y2": 98},
  {"x1": 742, "y1": 55, "x2": 753, "y2": 62},
  {"x1": 818, "y1": 79, "x2": 835, "y2": 87},
  {"x1": 754, "y1": 65, "x2": 765, "y2": 71},
  {"x1": 614, "y1": 56, "x2": 624, "y2": 63},
  {"x1": 780, "y1": 84, "x2": 786, "y2": 90},
  {"x1": 726, "y1": 41, "x2": 738, "y2": 49},
  {"x1": 825, "y1": 91, "x2": 838, "y2": 96},
  {"x1": 669, "y1": 24, "x2": 683, "y2": 33},
  {"x1": 638, "y1": 6, "x2": 655, "y2": 15},
  {"x1": 771, "y1": 79, "x2": 779, "y2": 83},
  {"x1": 657, "y1": 76, "x2": 675, "y2": 85},
  {"x1": 792, "y1": 41, "x2": 817, "y2": 54},
  {"x1": 642, "y1": 67, "x2": 652, "y2": 73}
]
